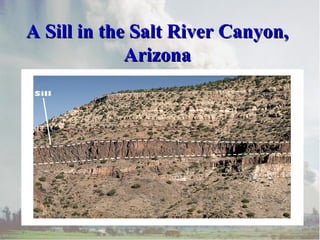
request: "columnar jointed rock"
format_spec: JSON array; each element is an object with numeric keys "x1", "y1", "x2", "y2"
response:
[{"x1": 33, "y1": 139, "x2": 290, "y2": 164}]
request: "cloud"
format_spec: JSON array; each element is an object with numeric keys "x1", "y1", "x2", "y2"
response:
[
  {"x1": 304, "y1": 162, "x2": 319, "y2": 213},
  {"x1": 304, "y1": 162, "x2": 317, "y2": 184},
  {"x1": 84, "y1": 0, "x2": 238, "y2": 68}
]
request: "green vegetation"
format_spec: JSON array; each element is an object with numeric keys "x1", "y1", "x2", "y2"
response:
[
  {"x1": 187, "y1": 207, "x2": 196, "y2": 213},
  {"x1": 107, "y1": 188, "x2": 116, "y2": 196},
  {"x1": 189, "y1": 162, "x2": 199, "y2": 169},
  {"x1": 131, "y1": 183, "x2": 141, "y2": 189},
  {"x1": 241, "y1": 198, "x2": 250, "y2": 204},
  {"x1": 35, "y1": 75, "x2": 290, "y2": 145},
  {"x1": 93, "y1": 189, "x2": 104, "y2": 196},
  {"x1": 33, "y1": 208, "x2": 42, "y2": 213},
  {"x1": 33, "y1": 75, "x2": 291, "y2": 220},
  {"x1": 246, "y1": 212, "x2": 255, "y2": 218},
  {"x1": 283, "y1": 212, "x2": 290, "y2": 218},
  {"x1": 38, "y1": 176, "x2": 46, "y2": 182},
  {"x1": 55, "y1": 173, "x2": 64, "y2": 179}
]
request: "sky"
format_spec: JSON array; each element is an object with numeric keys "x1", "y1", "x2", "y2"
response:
[
  {"x1": 34, "y1": 75, "x2": 229, "y2": 127},
  {"x1": 0, "y1": 0, "x2": 318, "y2": 216}
]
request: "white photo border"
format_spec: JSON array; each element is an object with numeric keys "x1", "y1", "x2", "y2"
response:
[{"x1": 21, "y1": 69, "x2": 303, "y2": 226}]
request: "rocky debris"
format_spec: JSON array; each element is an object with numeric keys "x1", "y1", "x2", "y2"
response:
[{"x1": 33, "y1": 155, "x2": 291, "y2": 219}]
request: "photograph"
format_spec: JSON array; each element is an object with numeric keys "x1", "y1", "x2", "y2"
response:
[{"x1": 33, "y1": 74, "x2": 291, "y2": 219}]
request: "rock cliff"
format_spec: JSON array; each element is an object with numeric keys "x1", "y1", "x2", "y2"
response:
[
  {"x1": 34, "y1": 76, "x2": 290, "y2": 146},
  {"x1": 33, "y1": 139, "x2": 290, "y2": 164}
]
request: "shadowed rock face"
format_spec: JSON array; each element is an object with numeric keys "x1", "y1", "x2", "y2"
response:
[{"x1": 33, "y1": 139, "x2": 290, "y2": 164}]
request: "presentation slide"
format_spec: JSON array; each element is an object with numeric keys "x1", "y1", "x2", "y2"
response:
[{"x1": 0, "y1": 1, "x2": 319, "y2": 239}]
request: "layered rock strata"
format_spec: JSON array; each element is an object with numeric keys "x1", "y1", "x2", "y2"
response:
[{"x1": 34, "y1": 139, "x2": 290, "y2": 165}]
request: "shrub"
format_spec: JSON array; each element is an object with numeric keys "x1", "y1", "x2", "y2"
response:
[
  {"x1": 283, "y1": 212, "x2": 290, "y2": 218},
  {"x1": 246, "y1": 212, "x2": 255, "y2": 218},
  {"x1": 255, "y1": 78, "x2": 261, "y2": 87},
  {"x1": 241, "y1": 198, "x2": 250, "y2": 204},
  {"x1": 176, "y1": 96, "x2": 183, "y2": 103},
  {"x1": 93, "y1": 189, "x2": 103, "y2": 195},
  {"x1": 98, "y1": 192, "x2": 104, "y2": 196},
  {"x1": 189, "y1": 162, "x2": 199, "y2": 169},
  {"x1": 187, "y1": 208, "x2": 195, "y2": 213},
  {"x1": 131, "y1": 183, "x2": 141, "y2": 189},
  {"x1": 107, "y1": 189, "x2": 116, "y2": 196},
  {"x1": 164, "y1": 134, "x2": 172, "y2": 139},
  {"x1": 216, "y1": 186, "x2": 229, "y2": 190},
  {"x1": 55, "y1": 173, "x2": 64, "y2": 179},
  {"x1": 71, "y1": 212, "x2": 80, "y2": 217},
  {"x1": 38, "y1": 176, "x2": 46, "y2": 182},
  {"x1": 166, "y1": 180, "x2": 172, "y2": 184},
  {"x1": 35, "y1": 182, "x2": 42, "y2": 187},
  {"x1": 82, "y1": 210, "x2": 89, "y2": 217},
  {"x1": 34, "y1": 208, "x2": 42, "y2": 213}
]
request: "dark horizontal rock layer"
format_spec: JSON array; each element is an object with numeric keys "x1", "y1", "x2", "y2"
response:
[{"x1": 33, "y1": 139, "x2": 290, "y2": 164}]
